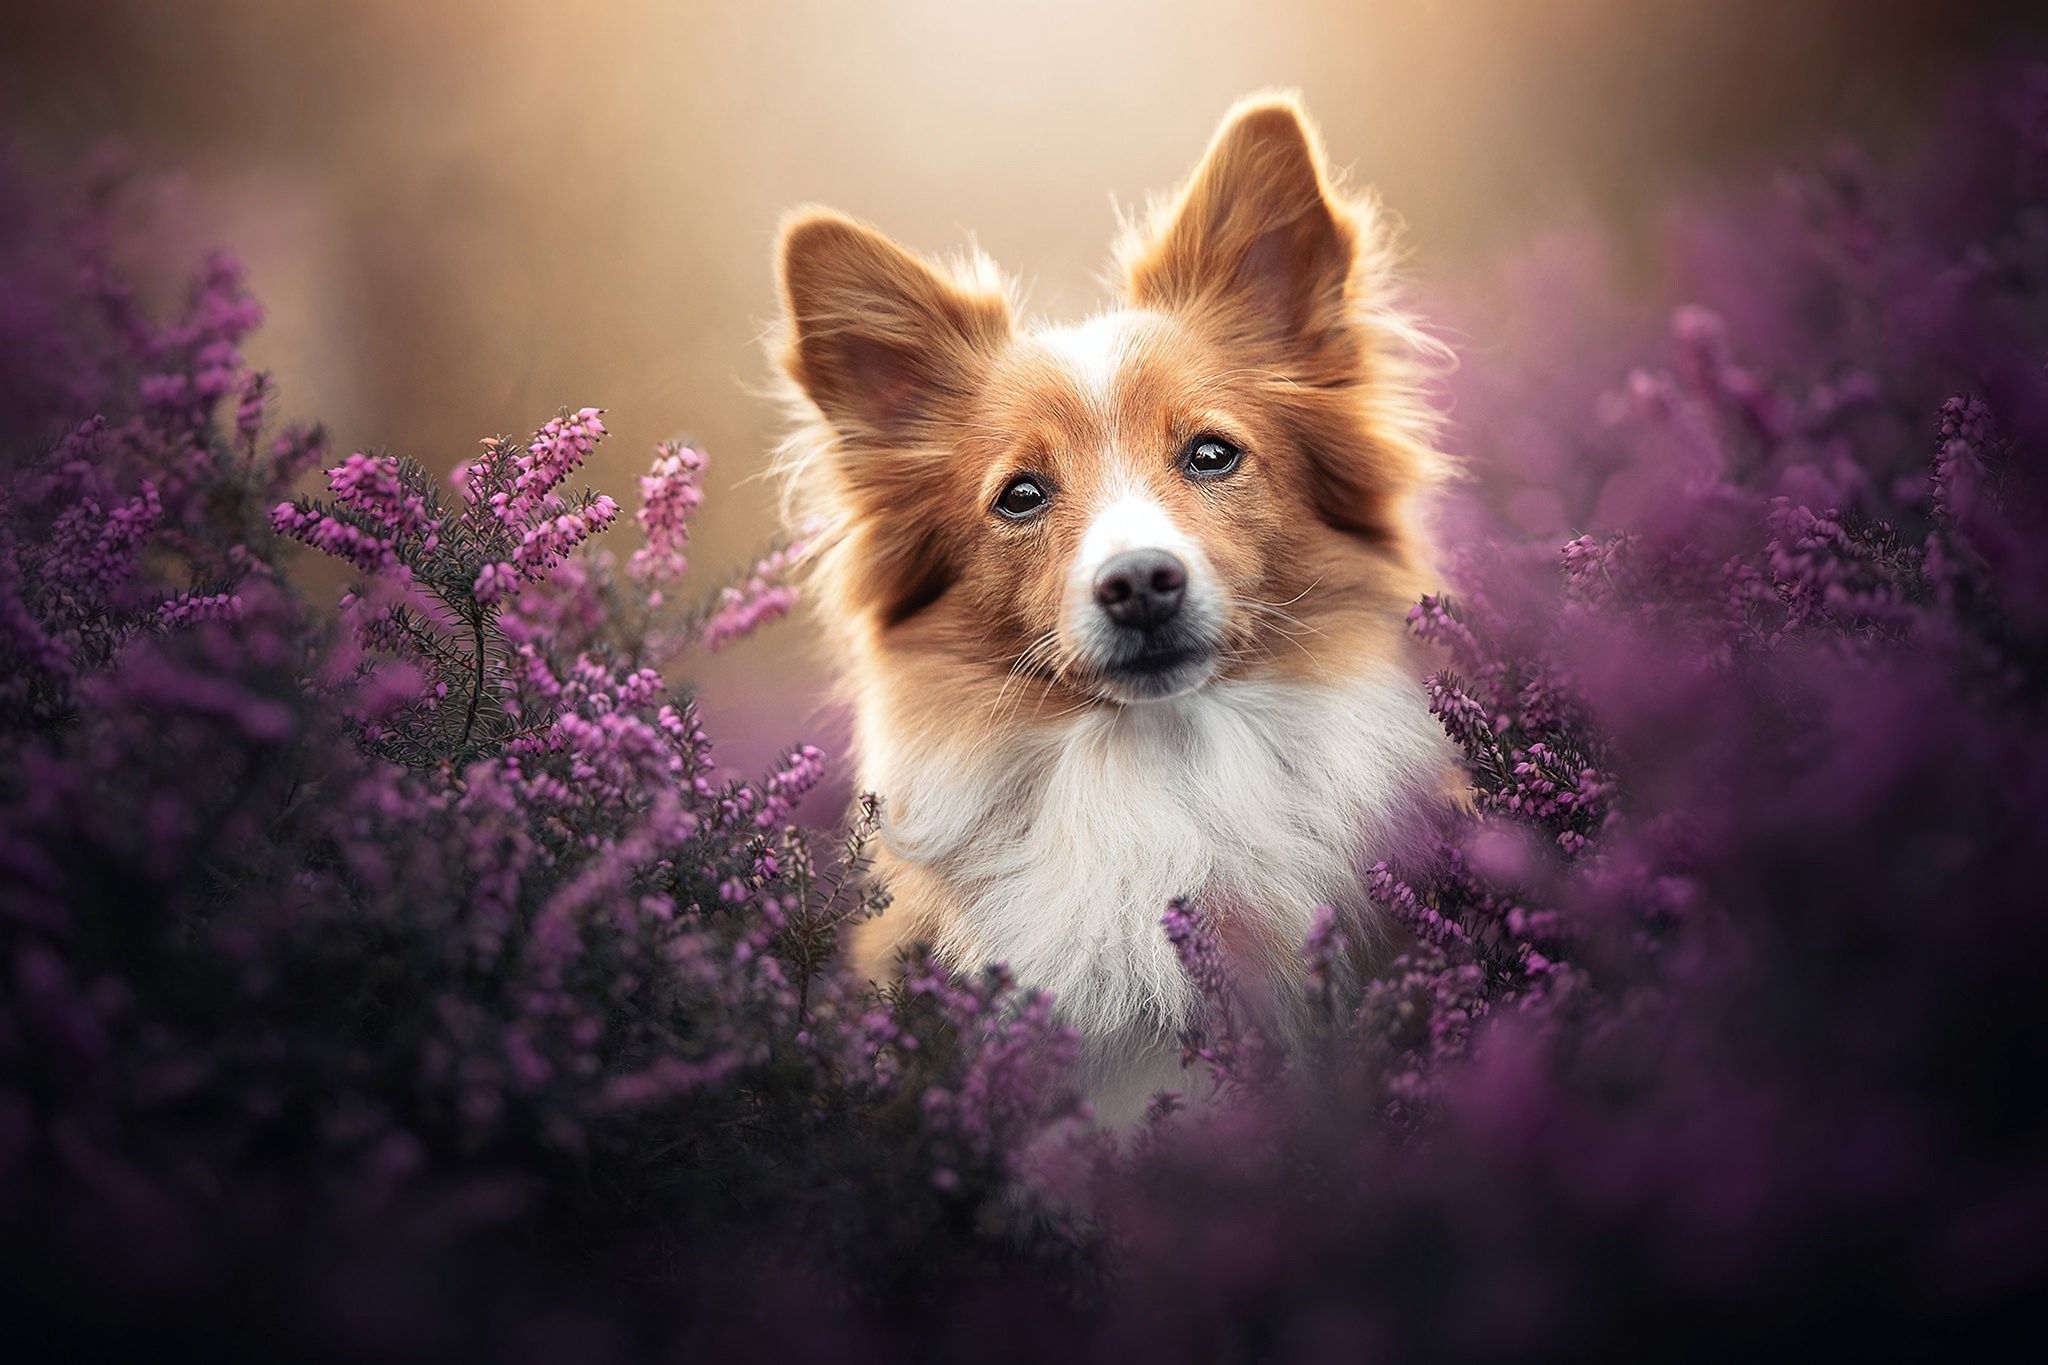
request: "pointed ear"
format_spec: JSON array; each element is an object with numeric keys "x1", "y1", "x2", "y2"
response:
[
  {"x1": 777, "y1": 211, "x2": 1012, "y2": 442},
  {"x1": 1122, "y1": 98, "x2": 1358, "y2": 361}
]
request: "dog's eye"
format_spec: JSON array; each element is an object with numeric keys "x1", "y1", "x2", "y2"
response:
[
  {"x1": 1183, "y1": 436, "x2": 1242, "y2": 479},
  {"x1": 994, "y1": 475, "x2": 1050, "y2": 520}
]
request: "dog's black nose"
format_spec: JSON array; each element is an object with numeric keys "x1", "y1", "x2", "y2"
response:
[{"x1": 1093, "y1": 549, "x2": 1187, "y2": 630}]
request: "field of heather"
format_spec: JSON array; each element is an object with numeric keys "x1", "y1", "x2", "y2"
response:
[{"x1": 4, "y1": 30, "x2": 2047, "y2": 1365}]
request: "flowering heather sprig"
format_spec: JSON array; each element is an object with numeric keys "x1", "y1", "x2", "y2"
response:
[
  {"x1": 1300, "y1": 902, "x2": 1345, "y2": 1003},
  {"x1": 756, "y1": 743, "x2": 827, "y2": 829},
  {"x1": 44, "y1": 469, "x2": 162, "y2": 596},
  {"x1": 501, "y1": 405, "x2": 606, "y2": 525},
  {"x1": 271, "y1": 451, "x2": 445, "y2": 579},
  {"x1": 1367, "y1": 859, "x2": 1473, "y2": 950},
  {"x1": 512, "y1": 491, "x2": 618, "y2": 579},
  {"x1": 0, "y1": 225, "x2": 309, "y2": 728},
  {"x1": 269, "y1": 497, "x2": 396, "y2": 574},
  {"x1": 630, "y1": 440, "x2": 706, "y2": 588},
  {"x1": 233, "y1": 369, "x2": 271, "y2": 451},
  {"x1": 1161, "y1": 899, "x2": 1284, "y2": 1094},
  {"x1": 328, "y1": 450, "x2": 438, "y2": 541},
  {"x1": 1933, "y1": 395, "x2": 1995, "y2": 525},
  {"x1": 1762, "y1": 498, "x2": 1919, "y2": 635},
  {"x1": 471, "y1": 559, "x2": 518, "y2": 606},
  {"x1": 1351, "y1": 946, "x2": 1492, "y2": 1123},
  {"x1": 155, "y1": 589, "x2": 244, "y2": 628},
  {"x1": 1413, "y1": 597, "x2": 1616, "y2": 852},
  {"x1": 698, "y1": 537, "x2": 810, "y2": 651},
  {"x1": 442, "y1": 411, "x2": 617, "y2": 581},
  {"x1": 889, "y1": 955, "x2": 1084, "y2": 1190},
  {"x1": 1926, "y1": 395, "x2": 2010, "y2": 605},
  {"x1": 269, "y1": 411, "x2": 659, "y2": 761}
]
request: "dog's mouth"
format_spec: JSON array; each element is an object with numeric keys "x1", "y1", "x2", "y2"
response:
[
  {"x1": 1091, "y1": 636, "x2": 1221, "y2": 703},
  {"x1": 1044, "y1": 595, "x2": 1229, "y2": 705},
  {"x1": 1015, "y1": 641, "x2": 1219, "y2": 701},
  {"x1": 1117, "y1": 642, "x2": 1207, "y2": 676}
]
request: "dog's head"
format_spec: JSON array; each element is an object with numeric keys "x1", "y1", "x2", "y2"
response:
[{"x1": 774, "y1": 96, "x2": 1442, "y2": 706}]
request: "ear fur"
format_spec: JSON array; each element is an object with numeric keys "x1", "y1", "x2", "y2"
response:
[
  {"x1": 1120, "y1": 96, "x2": 1361, "y2": 372},
  {"x1": 1119, "y1": 96, "x2": 1447, "y2": 541},
  {"x1": 776, "y1": 211, "x2": 1013, "y2": 443}
]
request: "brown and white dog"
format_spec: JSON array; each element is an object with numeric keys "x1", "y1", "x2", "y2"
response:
[{"x1": 772, "y1": 96, "x2": 1459, "y2": 1123}]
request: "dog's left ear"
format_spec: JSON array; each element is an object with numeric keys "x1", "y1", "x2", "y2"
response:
[{"x1": 1123, "y1": 97, "x2": 1359, "y2": 372}]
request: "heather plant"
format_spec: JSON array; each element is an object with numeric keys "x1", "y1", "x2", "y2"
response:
[
  {"x1": 0, "y1": 155, "x2": 1090, "y2": 1358},
  {"x1": 5, "y1": 64, "x2": 2048, "y2": 1361},
  {"x1": 1086, "y1": 67, "x2": 2048, "y2": 1359}
]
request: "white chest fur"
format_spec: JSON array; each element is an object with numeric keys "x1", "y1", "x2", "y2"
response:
[{"x1": 870, "y1": 668, "x2": 1452, "y2": 1116}]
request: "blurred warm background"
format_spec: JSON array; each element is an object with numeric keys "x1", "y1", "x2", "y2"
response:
[{"x1": 3, "y1": 0, "x2": 2040, "y2": 766}]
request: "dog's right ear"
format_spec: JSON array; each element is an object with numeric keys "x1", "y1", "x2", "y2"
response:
[{"x1": 777, "y1": 211, "x2": 1012, "y2": 444}]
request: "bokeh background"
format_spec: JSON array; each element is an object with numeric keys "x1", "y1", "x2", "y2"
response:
[{"x1": 3, "y1": 0, "x2": 2042, "y2": 769}]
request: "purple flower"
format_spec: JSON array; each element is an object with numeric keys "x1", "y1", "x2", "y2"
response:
[
  {"x1": 698, "y1": 537, "x2": 810, "y2": 651},
  {"x1": 630, "y1": 441, "x2": 706, "y2": 588}
]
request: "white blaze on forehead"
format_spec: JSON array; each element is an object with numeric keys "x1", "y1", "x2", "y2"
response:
[{"x1": 1033, "y1": 313, "x2": 1138, "y2": 407}]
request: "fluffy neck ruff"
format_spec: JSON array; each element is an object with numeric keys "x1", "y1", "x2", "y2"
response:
[{"x1": 866, "y1": 664, "x2": 1453, "y2": 1047}]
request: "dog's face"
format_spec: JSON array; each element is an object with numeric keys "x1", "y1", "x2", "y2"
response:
[{"x1": 776, "y1": 99, "x2": 1437, "y2": 707}]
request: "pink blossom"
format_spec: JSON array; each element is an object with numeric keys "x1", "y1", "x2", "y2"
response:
[
  {"x1": 473, "y1": 561, "x2": 519, "y2": 606},
  {"x1": 326, "y1": 452, "x2": 438, "y2": 548},
  {"x1": 512, "y1": 494, "x2": 619, "y2": 579},
  {"x1": 699, "y1": 539, "x2": 809, "y2": 651},
  {"x1": 499, "y1": 407, "x2": 607, "y2": 526},
  {"x1": 630, "y1": 441, "x2": 705, "y2": 585},
  {"x1": 755, "y1": 744, "x2": 827, "y2": 829},
  {"x1": 234, "y1": 370, "x2": 271, "y2": 448},
  {"x1": 157, "y1": 590, "x2": 245, "y2": 628}
]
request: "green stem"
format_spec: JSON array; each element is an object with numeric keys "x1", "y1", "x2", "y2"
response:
[{"x1": 461, "y1": 607, "x2": 486, "y2": 747}]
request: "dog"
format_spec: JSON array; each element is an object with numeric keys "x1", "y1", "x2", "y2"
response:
[{"x1": 771, "y1": 95, "x2": 1459, "y2": 1124}]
